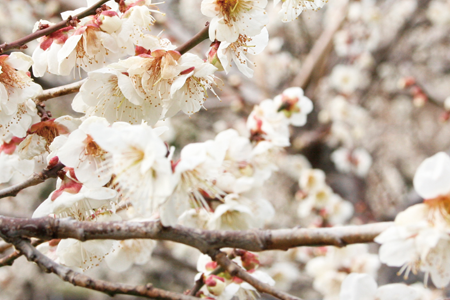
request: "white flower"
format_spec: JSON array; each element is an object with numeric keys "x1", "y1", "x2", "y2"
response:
[
  {"x1": 207, "y1": 192, "x2": 274, "y2": 230},
  {"x1": 31, "y1": 21, "x2": 75, "y2": 77},
  {"x1": 57, "y1": 16, "x2": 122, "y2": 75},
  {"x1": 105, "y1": 239, "x2": 156, "y2": 272},
  {"x1": 0, "y1": 53, "x2": 41, "y2": 138},
  {"x1": 247, "y1": 99, "x2": 290, "y2": 147},
  {"x1": 56, "y1": 117, "x2": 111, "y2": 187},
  {"x1": 160, "y1": 141, "x2": 224, "y2": 226},
  {"x1": 426, "y1": 0, "x2": 450, "y2": 26},
  {"x1": 0, "y1": 151, "x2": 34, "y2": 184},
  {"x1": 90, "y1": 123, "x2": 174, "y2": 216},
  {"x1": 306, "y1": 245, "x2": 380, "y2": 300},
  {"x1": 202, "y1": 0, "x2": 268, "y2": 43},
  {"x1": 299, "y1": 169, "x2": 327, "y2": 192},
  {"x1": 329, "y1": 65, "x2": 362, "y2": 94},
  {"x1": 72, "y1": 68, "x2": 162, "y2": 125},
  {"x1": 273, "y1": 87, "x2": 313, "y2": 126},
  {"x1": 340, "y1": 273, "x2": 421, "y2": 300},
  {"x1": 165, "y1": 54, "x2": 218, "y2": 117},
  {"x1": 331, "y1": 147, "x2": 372, "y2": 177},
  {"x1": 217, "y1": 28, "x2": 269, "y2": 78},
  {"x1": 274, "y1": 0, "x2": 327, "y2": 22},
  {"x1": 413, "y1": 152, "x2": 450, "y2": 199}
]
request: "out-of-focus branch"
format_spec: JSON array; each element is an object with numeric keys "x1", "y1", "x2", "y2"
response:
[
  {"x1": 0, "y1": 239, "x2": 43, "y2": 267},
  {"x1": 176, "y1": 24, "x2": 210, "y2": 55},
  {"x1": 0, "y1": 0, "x2": 109, "y2": 53},
  {"x1": 291, "y1": 0, "x2": 349, "y2": 89},
  {"x1": 0, "y1": 162, "x2": 65, "y2": 199},
  {"x1": 0, "y1": 216, "x2": 393, "y2": 252},
  {"x1": 6, "y1": 238, "x2": 199, "y2": 300},
  {"x1": 213, "y1": 251, "x2": 302, "y2": 300},
  {"x1": 35, "y1": 79, "x2": 86, "y2": 103}
]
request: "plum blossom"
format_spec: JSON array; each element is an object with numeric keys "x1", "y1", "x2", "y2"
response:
[
  {"x1": 201, "y1": 0, "x2": 269, "y2": 43},
  {"x1": 55, "y1": 117, "x2": 111, "y2": 187},
  {"x1": 273, "y1": 87, "x2": 313, "y2": 126},
  {"x1": 72, "y1": 68, "x2": 160, "y2": 124},
  {"x1": 306, "y1": 245, "x2": 380, "y2": 300},
  {"x1": 375, "y1": 152, "x2": 450, "y2": 288},
  {"x1": 0, "y1": 52, "x2": 41, "y2": 138},
  {"x1": 329, "y1": 64, "x2": 362, "y2": 94},
  {"x1": 216, "y1": 28, "x2": 269, "y2": 78},
  {"x1": 105, "y1": 239, "x2": 156, "y2": 272},
  {"x1": 274, "y1": 0, "x2": 327, "y2": 22},
  {"x1": 339, "y1": 273, "x2": 420, "y2": 300},
  {"x1": 90, "y1": 122, "x2": 174, "y2": 216},
  {"x1": 0, "y1": 137, "x2": 34, "y2": 183},
  {"x1": 331, "y1": 147, "x2": 372, "y2": 177},
  {"x1": 164, "y1": 53, "x2": 218, "y2": 117}
]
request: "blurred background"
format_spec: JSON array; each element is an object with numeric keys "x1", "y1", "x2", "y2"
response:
[{"x1": 0, "y1": 0, "x2": 450, "y2": 299}]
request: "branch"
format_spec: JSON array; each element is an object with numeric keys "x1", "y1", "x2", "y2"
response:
[
  {"x1": 0, "y1": 242, "x2": 12, "y2": 254},
  {"x1": 0, "y1": 239, "x2": 43, "y2": 267},
  {"x1": 291, "y1": 0, "x2": 349, "y2": 89},
  {"x1": 176, "y1": 24, "x2": 210, "y2": 55},
  {"x1": 0, "y1": 162, "x2": 65, "y2": 199},
  {"x1": 213, "y1": 251, "x2": 302, "y2": 300},
  {"x1": 0, "y1": 216, "x2": 393, "y2": 252},
  {"x1": 7, "y1": 238, "x2": 199, "y2": 300},
  {"x1": 35, "y1": 79, "x2": 86, "y2": 103},
  {"x1": 0, "y1": 0, "x2": 109, "y2": 53}
]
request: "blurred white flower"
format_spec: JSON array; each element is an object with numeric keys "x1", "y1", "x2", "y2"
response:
[
  {"x1": 330, "y1": 65, "x2": 361, "y2": 94},
  {"x1": 331, "y1": 147, "x2": 372, "y2": 177},
  {"x1": 274, "y1": 0, "x2": 327, "y2": 22},
  {"x1": 340, "y1": 273, "x2": 421, "y2": 300}
]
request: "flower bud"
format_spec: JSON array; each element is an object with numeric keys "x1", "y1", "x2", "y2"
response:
[
  {"x1": 241, "y1": 251, "x2": 260, "y2": 271},
  {"x1": 207, "y1": 41, "x2": 224, "y2": 72},
  {"x1": 205, "y1": 275, "x2": 226, "y2": 296}
]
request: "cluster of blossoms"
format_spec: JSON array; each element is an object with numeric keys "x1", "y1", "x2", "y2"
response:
[
  {"x1": 296, "y1": 168, "x2": 354, "y2": 226},
  {"x1": 375, "y1": 152, "x2": 450, "y2": 288},
  {"x1": 196, "y1": 250, "x2": 275, "y2": 299},
  {"x1": 5, "y1": 0, "x2": 450, "y2": 299},
  {"x1": 0, "y1": 84, "x2": 310, "y2": 272}
]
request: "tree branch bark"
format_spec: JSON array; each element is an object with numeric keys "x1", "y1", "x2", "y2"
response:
[
  {"x1": 0, "y1": 162, "x2": 65, "y2": 199},
  {"x1": 0, "y1": 216, "x2": 392, "y2": 252},
  {"x1": 6, "y1": 238, "x2": 199, "y2": 300},
  {"x1": 213, "y1": 251, "x2": 302, "y2": 300}
]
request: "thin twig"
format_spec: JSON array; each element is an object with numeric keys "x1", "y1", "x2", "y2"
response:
[
  {"x1": 6, "y1": 238, "x2": 199, "y2": 300},
  {"x1": 0, "y1": 216, "x2": 393, "y2": 252},
  {"x1": 35, "y1": 79, "x2": 86, "y2": 103},
  {"x1": 0, "y1": 239, "x2": 43, "y2": 267},
  {"x1": 176, "y1": 24, "x2": 210, "y2": 55},
  {"x1": 0, "y1": 162, "x2": 65, "y2": 199},
  {"x1": 213, "y1": 251, "x2": 302, "y2": 300},
  {"x1": 187, "y1": 265, "x2": 224, "y2": 296},
  {"x1": 0, "y1": 0, "x2": 109, "y2": 53}
]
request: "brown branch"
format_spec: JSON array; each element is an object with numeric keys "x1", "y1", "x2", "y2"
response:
[
  {"x1": 0, "y1": 239, "x2": 43, "y2": 267},
  {"x1": 0, "y1": 162, "x2": 65, "y2": 199},
  {"x1": 0, "y1": 216, "x2": 393, "y2": 252},
  {"x1": 213, "y1": 251, "x2": 302, "y2": 300},
  {"x1": 6, "y1": 238, "x2": 199, "y2": 300},
  {"x1": 35, "y1": 79, "x2": 86, "y2": 103},
  {"x1": 176, "y1": 24, "x2": 210, "y2": 55},
  {"x1": 291, "y1": 0, "x2": 349, "y2": 89},
  {"x1": 0, "y1": 0, "x2": 109, "y2": 54}
]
